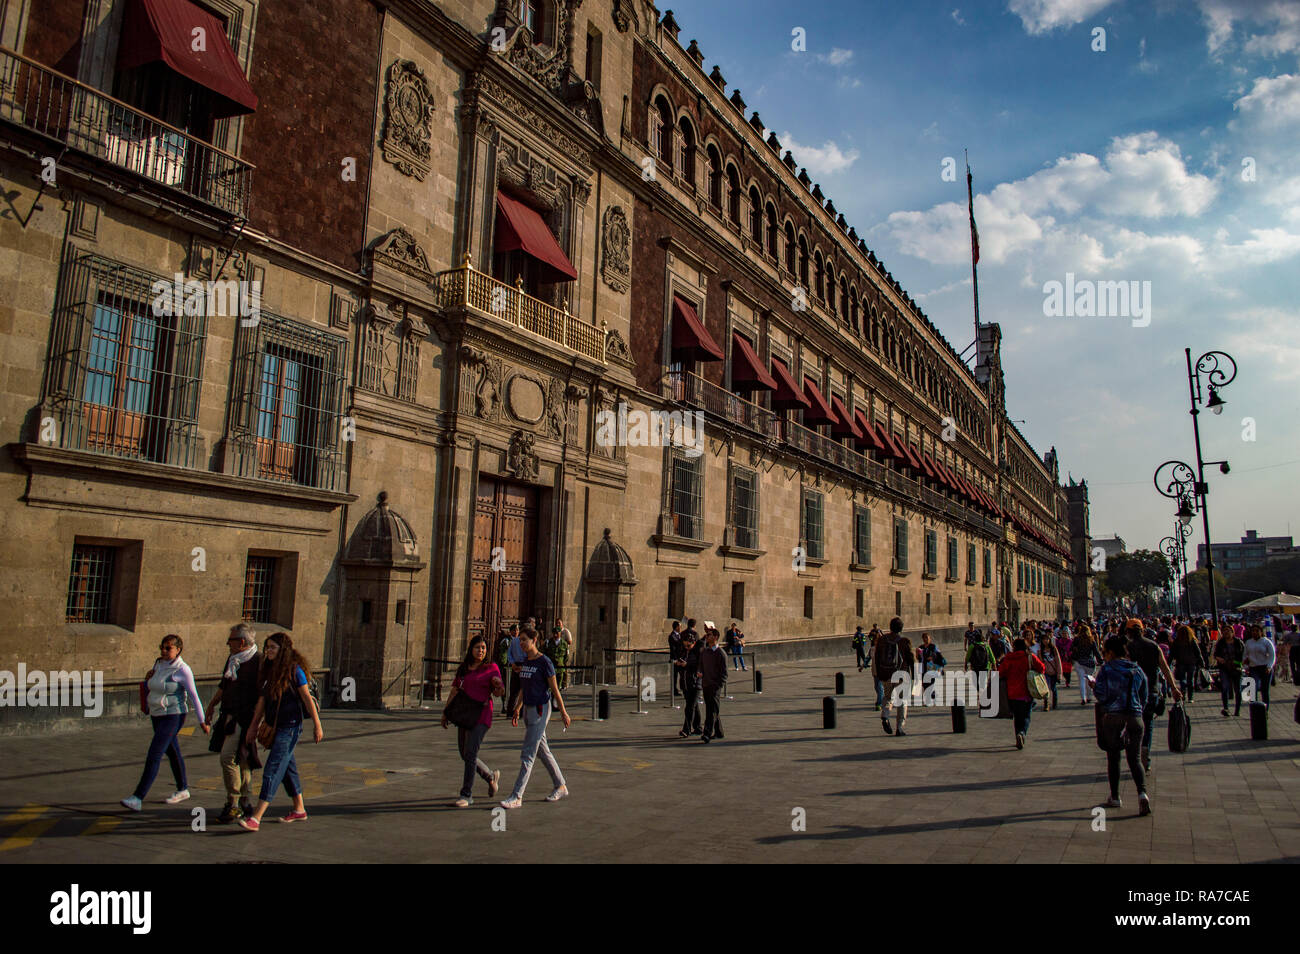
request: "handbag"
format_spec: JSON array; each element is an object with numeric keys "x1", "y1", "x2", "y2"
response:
[
  {"x1": 256, "y1": 692, "x2": 279, "y2": 749},
  {"x1": 443, "y1": 688, "x2": 486, "y2": 730},
  {"x1": 1094, "y1": 703, "x2": 1109, "y2": 751},
  {"x1": 1026, "y1": 658, "x2": 1049, "y2": 701},
  {"x1": 1167, "y1": 701, "x2": 1191, "y2": 752}
]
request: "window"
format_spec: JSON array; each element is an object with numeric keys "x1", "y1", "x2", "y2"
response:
[
  {"x1": 766, "y1": 204, "x2": 778, "y2": 257},
  {"x1": 242, "y1": 555, "x2": 276, "y2": 623},
  {"x1": 826, "y1": 264, "x2": 836, "y2": 312},
  {"x1": 947, "y1": 535, "x2": 959, "y2": 581},
  {"x1": 784, "y1": 222, "x2": 796, "y2": 272},
  {"x1": 893, "y1": 518, "x2": 909, "y2": 572},
  {"x1": 798, "y1": 236, "x2": 809, "y2": 288},
  {"x1": 802, "y1": 490, "x2": 825, "y2": 561},
  {"x1": 968, "y1": 595, "x2": 973, "y2": 614},
  {"x1": 804, "y1": 585, "x2": 814, "y2": 619},
  {"x1": 650, "y1": 95, "x2": 673, "y2": 164},
  {"x1": 895, "y1": 590, "x2": 902, "y2": 616},
  {"x1": 924, "y1": 529, "x2": 938, "y2": 577},
  {"x1": 813, "y1": 251, "x2": 825, "y2": 300},
  {"x1": 856, "y1": 588, "x2": 864, "y2": 617},
  {"x1": 967, "y1": 543, "x2": 977, "y2": 583},
  {"x1": 520, "y1": 0, "x2": 550, "y2": 41},
  {"x1": 668, "y1": 577, "x2": 685, "y2": 619},
  {"x1": 229, "y1": 312, "x2": 347, "y2": 491},
  {"x1": 46, "y1": 254, "x2": 206, "y2": 468},
  {"x1": 983, "y1": 547, "x2": 992, "y2": 585},
  {"x1": 726, "y1": 165, "x2": 742, "y2": 226},
  {"x1": 671, "y1": 454, "x2": 703, "y2": 539},
  {"x1": 677, "y1": 117, "x2": 696, "y2": 184},
  {"x1": 731, "y1": 582, "x2": 745, "y2": 620},
  {"x1": 853, "y1": 506, "x2": 871, "y2": 565},
  {"x1": 926, "y1": 592, "x2": 931, "y2": 615},
  {"x1": 585, "y1": 25, "x2": 602, "y2": 92},
  {"x1": 730, "y1": 467, "x2": 758, "y2": 549},
  {"x1": 66, "y1": 544, "x2": 116, "y2": 623},
  {"x1": 706, "y1": 146, "x2": 722, "y2": 208},
  {"x1": 749, "y1": 187, "x2": 763, "y2": 242},
  {"x1": 949, "y1": 594, "x2": 953, "y2": 614}
]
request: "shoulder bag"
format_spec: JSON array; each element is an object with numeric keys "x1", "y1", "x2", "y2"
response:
[
  {"x1": 1025, "y1": 656, "x2": 1050, "y2": 701},
  {"x1": 443, "y1": 678, "x2": 486, "y2": 730}
]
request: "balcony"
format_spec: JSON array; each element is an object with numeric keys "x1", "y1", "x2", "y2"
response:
[
  {"x1": 433, "y1": 257, "x2": 606, "y2": 363},
  {"x1": 662, "y1": 370, "x2": 781, "y2": 440},
  {"x1": 0, "y1": 47, "x2": 253, "y2": 217}
]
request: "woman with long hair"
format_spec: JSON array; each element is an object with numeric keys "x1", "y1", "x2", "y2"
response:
[
  {"x1": 1171, "y1": 623, "x2": 1207, "y2": 703},
  {"x1": 121, "y1": 634, "x2": 208, "y2": 811},
  {"x1": 1093, "y1": 635, "x2": 1150, "y2": 815},
  {"x1": 1069, "y1": 625, "x2": 1101, "y2": 705},
  {"x1": 995, "y1": 637, "x2": 1046, "y2": 750},
  {"x1": 442, "y1": 634, "x2": 505, "y2": 807},
  {"x1": 500, "y1": 628, "x2": 571, "y2": 808},
  {"x1": 239, "y1": 632, "x2": 323, "y2": 831}
]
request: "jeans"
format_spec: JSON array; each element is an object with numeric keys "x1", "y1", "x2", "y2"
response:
[
  {"x1": 681, "y1": 687, "x2": 702, "y2": 733},
  {"x1": 873, "y1": 677, "x2": 885, "y2": 708},
  {"x1": 1141, "y1": 701, "x2": 1156, "y2": 751},
  {"x1": 1248, "y1": 666, "x2": 1271, "y2": 706},
  {"x1": 510, "y1": 701, "x2": 564, "y2": 799},
  {"x1": 1075, "y1": 663, "x2": 1095, "y2": 702},
  {"x1": 457, "y1": 722, "x2": 493, "y2": 799},
  {"x1": 882, "y1": 677, "x2": 907, "y2": 729},
  {"x1": 1101, "y1": 712, "x2": 1146, "y2": 797},
  {"x1": 702, "y1": 686, "x2": 723, "y2": 737},
  {"x1": 219, "y1": 719, "x2": 254, "y2": 803},
  {"x1": 133, "y1": 713, "x2": 187, "y2": 799},
  {"x1": 1010, "y1": 698, "x2": 1032, "y2": 737},
  {"x1": 854, "y1": 646, "x2": 868, "y2": 669},
  {"x1": 1045, "y1": 674, "x2": 1059, "y2": 709},
  {"x1": 1218, "y1": 666, "x2": 1242, "y2": 712},
  {"x1": 258, "y1": 724, "x2": 302, "y2": 804},
  {"x1": 1174, "y1": 663, "x2": 1196, "y2": 702},
  {"x1": 730, "y1": 647, "x2": 747, "y2": 671}
]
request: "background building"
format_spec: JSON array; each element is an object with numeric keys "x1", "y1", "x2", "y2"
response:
[{"x1": 1197, "y1": 530, "x2": 1294, "y2": 573}]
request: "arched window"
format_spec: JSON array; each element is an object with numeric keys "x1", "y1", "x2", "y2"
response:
[
  {"x1": 869, "y1": 307, "x2": 879, "y2": 348},
  {"x1": 766, "y1": 203, "x2": 778, "y2": 257},
  {"x1": 726, "y1": 164, "x2": 742, "y2": 225},
  {"x1": 839, "y1": 276, "x2": 849, "y2": 321},
  {"x1": 784, "y1": 222, "x2": 796, "y2": 272},
  {"x1": 749, "y1": 187, "x2": 763, "y2": 242},
  {"x1": 650, "y1": 95, "x2": 673, "y2": 164},
  {"x1": 798, "y1": 235, "x2": 809, "y2": 288},
  {"x1": 849, "y1": 287, "x2": 859, "y2": 334},
  {"x1": 813, "y1": 250, "x2": 824, "y2": 300},
  {"x1": 706, "y1": 145, "x2": 722, "y2": 208},
  {"x1": 677, "y1": 116, "x2": 696, "y2": 184}
]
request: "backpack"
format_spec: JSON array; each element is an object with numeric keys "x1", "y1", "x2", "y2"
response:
[
  {"x1": 969, "y1": 642, "x2": 990, "y2": 671},
  {"x1": 876, "y1": 636, "x2": 906, "y2": 675}
]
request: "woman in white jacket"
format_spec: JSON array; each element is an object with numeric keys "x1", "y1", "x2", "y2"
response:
[{"x1": 121, "y1": 634, "x2": 208, "y2": 812}]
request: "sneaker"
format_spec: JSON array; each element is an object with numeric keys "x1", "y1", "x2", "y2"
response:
[
  {"x1": 500, "y1": 796, "x2": 523, "y2": 809},
  {"x1": 487, "y1": 770, "x2": 501, "y2": 798},
  {"x1": 120, "y1": 795, "x2": 142, "y2": 812},
  {"x1": 701, "y1": 734, "x2": 711, "y2": 743},
  {"x1": 164, "y1": 789, "x2": 190, "y2": 805},
  {"x1": 1103, "y1": 797, "x2": 1123, "y2": 808},
  {"x1": 882, "y1": 717, "x2": 893, "y2": 736},
  {"x1": 453, "y1": 797, "x2": 472, "y2": 808},
  {"x1": 279, "y1": 810, "x2": 308, "y2": 823},
  {"x1": 1015, "y1": 733, "x2": 1025, "y2": 750},
  {"x1": 1138, "y1": 793, "x2": 1152, "y2": 816},
  {"x1": 217, "y1": 803, "x2": 242, "y2": 824},
  {"x1": 545, "y1": 786, "x2": 568, "y2": 802},
  {"x1": 678, "y1": 730, "x2": 689, "y2": 739},
  {"x1": 237, "y1": 816, "x2": 260, "y2": 831},
  {"x1": 873, "y1": 704, "x2": 881, "y2": 712},
  {"x1": 895, "y1": 727, "x2": 906, "y2": 737}
]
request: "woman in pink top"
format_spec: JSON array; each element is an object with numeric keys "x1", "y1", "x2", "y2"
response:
[{"x1": 442, "y1": 634, "x2": 505, "y2": 807}]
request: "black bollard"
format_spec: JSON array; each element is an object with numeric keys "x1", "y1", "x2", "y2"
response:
[
  {"x1": 951, "y1": 703, "x2": 967, "y2": 733},
  {"x1": 754, "y1": 670, "x2": 763, "y2": 693},
  {"x1": 1249, "y1": 702, "x2": 1267, "y2": 741},
  {"x1": 823, "y1": 696, "x2": 837, "y2": 729},
  {"x1": 598, "y1": 689, "x2": 610, "y2": 721},
  {"x1": 835, "y1": 672, "x2": 845, "y2": 695}
]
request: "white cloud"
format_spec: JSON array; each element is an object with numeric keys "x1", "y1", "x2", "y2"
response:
[
  {"x1": 1221, "y1": 307, "x2": 1300, "y2": 381},
  {"x1": 1008, "y1": 0, "x2": 1115, "y2": 34},
  {"x1": 820, "y1": 48, "x2": 854, "y2": 66},
  {"x1": 1232, "y1": 74, "x2": 1300, "y2": 131},
  {"x1": 778, "y1": 132, "x2": 860, "y2": 177},
  {"x1": 1195, "y1": 0, "x2": 1300, "y2": 55},
  {"x1": 951, "y1": 8, "x2": 967, "y2": 26},
  {"x1": 1213, "y1": 227, "x2": 1300, "y2": 266}
]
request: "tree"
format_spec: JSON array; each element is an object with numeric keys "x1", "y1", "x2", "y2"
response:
[
  {"x1": 1224, "y1": 556, "x2": 1300, "y2": 606},
  {"x1": 1106, "y1": 550, "x2": 1172, "y2": 612},
  {"x1": 1181, "y1": 568, "x2": 1230, "y2": 616}
]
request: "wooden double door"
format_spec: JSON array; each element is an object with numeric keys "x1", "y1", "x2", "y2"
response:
[{"x1": 468, "y1": 476, "x2": 540, "y2": 644}]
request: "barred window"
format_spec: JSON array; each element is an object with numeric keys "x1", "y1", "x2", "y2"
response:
[
  {"x1": 228, "y1": 312, "x2": 347, "y2": 491},
  {"x1": 947, "y1": 536, "x2": 959, "y2": 581},
  {"x1": 44, "y1": 253, "x2": 206, "y2": 468},
  {"x1": 242, "y1": 555, "x2": 276, "y2": 623},
  {"x1": 984, "y1": 547, "x2": 992, "y2": 585},
  {"x1": 668, "y1": 577, "x2": 685, "y2": 619},
  {"x1": 925, "y1": 530, "x2": 938, "y2": 577},
  {"x1": 853, "y1": 506, "x2": 871, "y2": 565},
  {"x1": 967, "y1": 543, "x2": 977, "y2": 583},
  {"x1": 893, "y1": 518, "x2": 908, "y2": 572},
  {"x1": 802, "y1": 490, "x2": 824, "y2": 561},
  {"x1": 671, "y1": 455, "x2": 702, "y2": 539},
  {"x1": 730, "y1": 467, "x2": 758, "y2": 549},
  {"x1": 66, "y1": 545, "x2": 115, "y2": 623}
]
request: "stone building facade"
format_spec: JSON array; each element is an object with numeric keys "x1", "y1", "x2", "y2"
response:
[{"x1": 0, "y1": 0, "x2": 1087, "y2": 730}]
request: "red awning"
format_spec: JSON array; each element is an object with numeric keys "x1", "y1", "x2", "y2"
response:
[
  {"x1": 669, "y1": 293, "x2": 724, "y2": 361},
  {"x1": 830, "y1": 396, "x2": 862, "y2": 440},
  {"x1": 117, "y1": 0, "x2": 258, "y2": 118},
  {"x1": 927, "y1": 454, "x2": 953, "y2": 489},
  {"x1": 496, "y1": 192, "x2": 580, "y2": 285},
  {"x1": 730, "y1": 333, "x2": 777, "y2": 391},
  {"x1": 769, "y1": 358, "x2": 811, "y2": 409},
  {"x1": 880, "y1": 428, "x2": 908, "y2": 464},
  {"x1": 802, "y1": 377, "x2": 837, "y2": 426},
  {"x1": 915, "y1": 449, "x2": 936, "y2": 481},
  {"x1": 901, "y1": 443, "x2": 925, "y2": 473},
  {"x1": 855, "y1": 411, "x2": 888, "y2": 453}
]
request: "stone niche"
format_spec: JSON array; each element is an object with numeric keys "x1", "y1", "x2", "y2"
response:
[
  {"x1": 582, "y1": 528, "x2": 637, "y2": 675},
  {"x1": 338, "y1": 492, "x2": 426, "y2": 709}
]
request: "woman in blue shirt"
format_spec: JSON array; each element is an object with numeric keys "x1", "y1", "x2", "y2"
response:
[
  {"x1": 239, "y1": 632, "x2": 324, "y2": 831},
  {"x1": 500, "y1": 628, "x2": 571, "y2": 808},
  {"x1": 1093, "y1": 636, "x2": 1150, "y2": 816}
]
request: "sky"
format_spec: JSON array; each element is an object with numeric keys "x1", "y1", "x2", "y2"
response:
[{"x1": 670, "y1": 0, "x2": 1300, "y2": 564}]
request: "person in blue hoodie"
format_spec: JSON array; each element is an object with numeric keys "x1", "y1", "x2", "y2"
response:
[{"x1": 1092, "y1": 635, "x2": 1151, "y2": 816}]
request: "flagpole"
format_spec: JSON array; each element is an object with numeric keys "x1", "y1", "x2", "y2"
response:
[{"x1": 966, "y1": 149, "x2": 980, "y2": 339}]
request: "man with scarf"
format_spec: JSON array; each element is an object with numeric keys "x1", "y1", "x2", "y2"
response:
[{"x1": 203, "y1": 622, "x2": 264, "y2": 823}]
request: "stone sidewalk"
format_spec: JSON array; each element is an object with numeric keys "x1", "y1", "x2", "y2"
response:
[{"x1": 1, "y1": 658, "x2": 1297, "y2": 864}]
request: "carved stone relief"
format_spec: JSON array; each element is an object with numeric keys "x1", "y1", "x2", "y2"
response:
[
  {"x1": 459, "y1": 346, "x2": 504, "y2": 423},
  {"x1": 507, "y1": 430, "x2": 539, "y2": 482},
  {"x1": 381, "y1": 60, "x2": 434, "y2": 180},
  {"x1": 371, "y1": 227, "x2": 434, "y2": 280},
  {"x1": 600, "y1": 205, "x2": 630, "y2": 293},
  {"x1": 604, "y1": 328, "x2": 633, "y2": 367},
  {"x1": 359, "y1": 301, "x2": 425, "y2": 402}
]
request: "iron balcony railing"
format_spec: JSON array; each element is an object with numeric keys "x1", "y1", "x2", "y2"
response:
[
  {"x1": 0, "y1": 46, "x2": 254, "y2": 217},
  {"x1": 434, "y1": 256, "x2": 606, "y2": 363},
  {"x1": 662, "y1": 370, "x2": 781, "y2": 440}
]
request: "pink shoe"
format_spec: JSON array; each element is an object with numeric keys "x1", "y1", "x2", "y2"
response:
[
  {"x1": 237, "y1": 816, "x2": 260, "y2": 832},
  {"x1": 280, "y1": 810, "x2": 308, "y2": 824}
]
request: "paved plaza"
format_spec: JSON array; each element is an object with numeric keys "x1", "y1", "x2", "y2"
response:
[{"x1": 1, "y1": 657, "x2": 1298, "y2": 864}]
